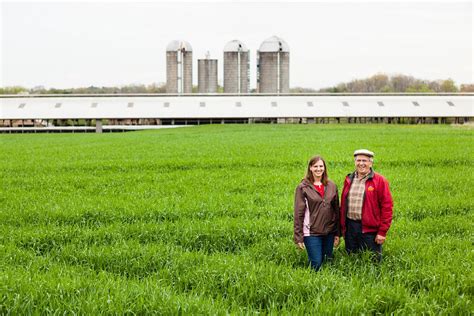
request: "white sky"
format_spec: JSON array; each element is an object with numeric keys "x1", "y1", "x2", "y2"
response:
[{"x1": 1, "y1": 0, "x2": 472, "y2": 90}]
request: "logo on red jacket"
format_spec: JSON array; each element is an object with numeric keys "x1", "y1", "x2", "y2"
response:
[{"x1": 368, "y1": 186, "x2": 375, "y2": 191}]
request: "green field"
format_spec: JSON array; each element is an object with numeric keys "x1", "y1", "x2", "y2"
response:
[{"x1": 1, "y1": 125, "x2": 473, "y2": 314}]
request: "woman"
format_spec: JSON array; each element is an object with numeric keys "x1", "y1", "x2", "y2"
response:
[{"x1": 294, "y1": 155, "x2": 340, "y2": 271}]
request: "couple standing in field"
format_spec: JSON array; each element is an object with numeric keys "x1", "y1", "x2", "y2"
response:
[{"x1": 293, "y1": 149, "x2": 393, "y2": 271}]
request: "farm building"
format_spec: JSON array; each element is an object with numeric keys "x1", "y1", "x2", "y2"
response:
[{"x1": 0, "y1": 93, "x2": 472, "y2": 133}]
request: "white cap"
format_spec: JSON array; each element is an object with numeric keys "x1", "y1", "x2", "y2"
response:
[{"x1": 354, "y1": 149, "x2": 374, "y2": 157}]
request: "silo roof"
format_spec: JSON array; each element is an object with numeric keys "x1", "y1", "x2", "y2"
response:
[
  {"x1": 166, "y1": 40, "x2": 193, "y2": 52},
  {"x1": 223, "y1": 40, "x2": 249, "y2": 52},
  {"x1": 259, "y1": 36, "x2": 289, "y2": 52}
]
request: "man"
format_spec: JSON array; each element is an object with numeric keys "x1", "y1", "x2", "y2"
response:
[{"x1": 340, "y1": 149, "x2": 393, "y2": 261}]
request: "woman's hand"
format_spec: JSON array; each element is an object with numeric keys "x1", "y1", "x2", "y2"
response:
[
  {"x1": 334, "y1": 236, "x2": 340, "y2": 247},
  {"x1": 297, "y1": 242, "x2": 305, "y2": 250}
]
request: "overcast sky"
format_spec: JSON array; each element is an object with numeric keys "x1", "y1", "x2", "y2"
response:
[{"x1": 1, "y1": 0, "x2": 472, "y2": 89}]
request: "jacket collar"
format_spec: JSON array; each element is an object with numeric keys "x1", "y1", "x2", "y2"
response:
[
  {"x1": 301, "y1": 178, "x2": 326, "y2": 188},
  {"x1": 347, "y1": 168, "x2": 374, "y2": 181}
]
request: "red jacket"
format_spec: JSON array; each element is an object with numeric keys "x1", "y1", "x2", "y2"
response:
[{"x1": 340, "y1": 170, "x2": 393, "y2": 237}]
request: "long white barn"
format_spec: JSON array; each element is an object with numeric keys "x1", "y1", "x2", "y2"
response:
[{"x1": 1, "y1": 94, "x2": 472, "y2": 120}]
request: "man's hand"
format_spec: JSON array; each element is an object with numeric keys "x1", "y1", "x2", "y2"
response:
[
  {"x1": 334, "y1": 236, "x2": 340, "y2": 247},
  {"x1": 297, "y1": 242, "x2": 305, "y2": 250},
  {"x1": 375, "y1": 234, "x2": 386, "y2": 245}
]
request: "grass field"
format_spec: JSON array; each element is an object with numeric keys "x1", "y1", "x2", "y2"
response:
[{"x1": 1, "y1": 124, "x2": 473, "y2": 314}]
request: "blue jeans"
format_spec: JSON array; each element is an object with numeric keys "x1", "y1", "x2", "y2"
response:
[
  {"x1": 303, "y1": 234, "x2": 335, "y2": 271},
  {"x1": 345, "y1": 218, "x2": 382, "y2": 262}
]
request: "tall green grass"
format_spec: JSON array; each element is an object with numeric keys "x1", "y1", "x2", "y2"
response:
[{"x1": 1, "y1": 124, "x2": 473, "y2": 314}]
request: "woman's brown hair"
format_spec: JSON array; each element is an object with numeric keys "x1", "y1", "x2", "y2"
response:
[{"x1": 304, "y1": 155, "x2": 328, "y2": 186}]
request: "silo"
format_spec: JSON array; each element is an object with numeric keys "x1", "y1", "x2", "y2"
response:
[
  {"x1": 223, "y1": 40, "x2": 249, "y2": 93},
  {"x1": 257, "y1": 36, "x2": 290, "y2": 93},
  {"x1": 166, "y1": 40, "x2": 193, "y2": 94},
  {"x1": 198, "y1": 54, "x2": 218, "y2": 93}
]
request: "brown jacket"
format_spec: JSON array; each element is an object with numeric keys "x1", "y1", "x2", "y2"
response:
[{"x1": 294, "y1": 179, "x2": 340, "y2": 244}]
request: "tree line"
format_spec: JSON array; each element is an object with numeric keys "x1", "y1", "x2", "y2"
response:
[
  {"x1": 313, "y1": 74, "x2": 473, "y2": 93},
  {"x1": 1, "y1": 73, "x2": 473, "y2": 94},
  {"x1": 294, "y1": 74, "x2": 473, "y2": 93},
  {"x1": 0, "y1": 83, "x2": 167, "y2": 95}
]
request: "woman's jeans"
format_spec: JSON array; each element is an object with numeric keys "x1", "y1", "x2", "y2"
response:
[{"x1": 303, "y1": 234, "x2": 335, "y2": 271}]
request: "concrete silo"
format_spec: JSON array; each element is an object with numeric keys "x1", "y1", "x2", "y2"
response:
[
  {"x1": 198, "y1": 54, "x2": 218, "y2": 93},
  {"x1": 257, "y1": 36, "x2": 290, "y2": 93},
  {"x1": 223, "y1": 40, "x2": 249, "y2": 93},
  {"x1": 166, "y1": 40, "x2": 193, "y2": 94}
]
